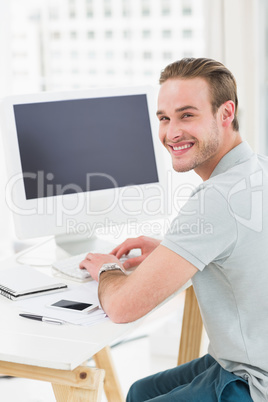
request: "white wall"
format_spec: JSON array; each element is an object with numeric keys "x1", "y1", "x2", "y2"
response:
[{"x1": 204, "y1": 0, "x2": 261, "y2": 151}]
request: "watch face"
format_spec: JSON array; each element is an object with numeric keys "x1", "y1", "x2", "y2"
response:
[{"x1": 103, "y1": 263, "x2": 119, "y2": 269}]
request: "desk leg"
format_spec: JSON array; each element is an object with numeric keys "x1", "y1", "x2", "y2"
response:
[
  {"x1": 52, "y1": 382, "x2": 103, "y2": 402},
  {"x1": 0, "y1": 360, "x2": 105, "y2": 402},
  {"x1": 177, "y1": 286, "x2": 203, "y2": 365},
  {"x1": 93, "y1": 346, "x2": 124, "y2": 402}
]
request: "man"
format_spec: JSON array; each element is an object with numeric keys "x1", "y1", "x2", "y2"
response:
[{"x1": 80, "y1": 58, "x2": 268, "y2": 401}]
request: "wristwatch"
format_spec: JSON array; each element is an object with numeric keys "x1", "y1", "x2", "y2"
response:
[{"x1": 98, "y1": 263, "x2": 127, "y2": 281}]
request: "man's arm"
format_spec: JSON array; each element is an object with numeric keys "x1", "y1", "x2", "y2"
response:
[{"x1": 80, "y1": 243, "x2": 198, "y2": 323}]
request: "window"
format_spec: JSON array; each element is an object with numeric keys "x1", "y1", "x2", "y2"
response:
[
  {"x1": 104, "y1": 7, "x2": 112, "y2": 17},
  {"x1": 105, "y1": 30, "x2": 113, "y2": 39},
  {"x1": 162, "y1": 7, "x2": 171, "y2": 16},
  {"x1": 88, "y1": 51, "x2": 96, "y2": 59},
  {"x1": 87, "y1": 31, "x2": 95, "y2": 39},
  {"x1": 70, "y1": 31, "x2": 77, "y2": 39},
  {"x1": 106, "y1": 51, "x2": 114, "y2": 59},
  {"x1": 70, "y1": 50, "x2": 78, "y2": 58},
  {"x1": 69, "y1": 10, "x2": 76, "y2": 19},
  {"x1": 86, "y1": 8, "x2": 93, "y2": 17},
  {"x1": 143, "y1": 51, "x2": 152, "y2": 59},
  {"x1": 51, "y1": 32, "x2": 61, "y2": 40},
  {"x1": 124, "y1": 50, "x2": 132, "y2": 59},
  {"x1": 123, "y1": 30, "x2": 131, "y2": 39},
  {"x1": 141, "y1": 0, "x2": 150, "y2": 16},
  {"x1": 182, "y1": 29, "x2": 193, "y2": 39},
  {"x1": 161, "y1": 0, "x2": 171, "y2": 15},
  {"x1": 163, "y1": 51, "x2": 172, "y2": 59},
  {"x1": 103, "y1": 0, "x2": 112, "y2": 16},
  {"x1": 182, "y1": 6, "x2": 192, "y2": 15},
  {"x1": 142, "y1": 30, "x2": 151, "y2": 38},
  {"x1": 142, "y1": 8, "x2": 150, "y2": 16},
  {"x1": 162, "y1": 30, "x2": 172, "y2": 38},
  {"x1": 122, "y1": 3, "x2": 131, "y2": 17}
]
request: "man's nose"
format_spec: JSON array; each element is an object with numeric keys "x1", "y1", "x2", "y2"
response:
[{"x1": 166, "y1": 122, "x2": 183, "y2": 142}]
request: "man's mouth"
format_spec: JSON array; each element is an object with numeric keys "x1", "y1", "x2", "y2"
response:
[
  {"x1": 168, "y1": 141, "x2": 195, "y2": 154},
  {"x1": 172, "y1": 143, "x2": 193, "y2": 151}
]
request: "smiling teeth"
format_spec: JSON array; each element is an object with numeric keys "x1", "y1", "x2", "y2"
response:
[{"x1": 173, "y1": 144, "x2": 192, "y2": 151}]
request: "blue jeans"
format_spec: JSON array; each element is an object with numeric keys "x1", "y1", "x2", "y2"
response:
[{"x1": 126, "y1": 354, "x2": 253, "y2": 401}]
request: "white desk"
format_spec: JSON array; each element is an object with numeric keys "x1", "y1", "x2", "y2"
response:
[
  {"x1": 0, "y1": 236, "x2": 203, "y2": 401},
  {"x1": 0, "y1": 238, "x2": 140, "y2": 401}
]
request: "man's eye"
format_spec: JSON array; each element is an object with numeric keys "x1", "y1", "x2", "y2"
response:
[
  {"x1": 159, "y1": 116, "x2": 169, "y2": 121},
  {"x1": 182, "y1": 113, "x2": 193, "y2": 118}
]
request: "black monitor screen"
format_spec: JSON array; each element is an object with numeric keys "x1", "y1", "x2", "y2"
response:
[{"x1": 13, "y1": 94, "x2": 159, "y2": 200}]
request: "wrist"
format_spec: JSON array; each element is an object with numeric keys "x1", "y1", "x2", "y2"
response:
[{"x1": 98, "y1": 263, "x2": 127, "y2": 281}]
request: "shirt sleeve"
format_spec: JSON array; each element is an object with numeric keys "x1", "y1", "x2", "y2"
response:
[{"x1": 161, "y1": 183, "x2": 238, "y2": 271}]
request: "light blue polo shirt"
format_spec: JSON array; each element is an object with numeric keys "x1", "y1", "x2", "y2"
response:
[{"x1": 162, "y1": 142, "x2": 268, "y2": 401}]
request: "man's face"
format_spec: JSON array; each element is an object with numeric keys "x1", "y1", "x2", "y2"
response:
[{"x1": 157, "y1": 77, "x2": 223, "y2": 179}]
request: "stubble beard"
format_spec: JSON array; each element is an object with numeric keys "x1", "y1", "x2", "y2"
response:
[{"x1": 171, "y1": 120, "x2": 220, "y2": 173}]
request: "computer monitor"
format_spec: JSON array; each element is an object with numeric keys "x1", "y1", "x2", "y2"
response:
[{"x1": 1, "y1": 86, "x2": 167, "y2": 255}]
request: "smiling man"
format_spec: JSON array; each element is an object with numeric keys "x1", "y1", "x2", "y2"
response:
[
  {"x1": 80, "y1": 58, "x2": 268, "y2": 401},
  {"x1": 157, "y1": 61, "x2": 241, "y2": 179}
]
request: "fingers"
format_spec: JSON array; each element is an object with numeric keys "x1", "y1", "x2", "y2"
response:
[
  {"x1": 79, "y1": 253, "x2": 121, "y2": 282},
  {"x1": 79, "y1": 255, "x2": 92, "y2": 270},
  {"x1": 110, "y1": 242, "x2": 131, "y2": 256},
  {"x1": 79, "y1": 252, "x2": 94, "y2": 268},
  {"x1": 110, "y1": 238, "x2": 144, "y2": 259},
  {"x1": 80, "y1": 253, "x2": 121, "y2": 267},
  {"x1": 110, "y1": 245, "x2": 130, "y2": 259}
]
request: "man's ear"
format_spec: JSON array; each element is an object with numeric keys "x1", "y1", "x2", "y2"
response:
[{"x1": 221, "y1": 101, "x2": 235, "y2": 128}]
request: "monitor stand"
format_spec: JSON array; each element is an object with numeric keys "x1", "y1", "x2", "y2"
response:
[{"x1": 55, "y1": 232, "x2": 116, "y2": 256}]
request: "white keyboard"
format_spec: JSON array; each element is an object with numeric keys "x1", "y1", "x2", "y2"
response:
[
  {"x1": 52, "y1": 253, "x2": 91, "y2": 282},
  {"x1": 52, "y1": 252, "x2": 137, "y2": 282}
]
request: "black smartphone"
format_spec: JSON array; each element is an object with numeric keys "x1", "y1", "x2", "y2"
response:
[{"x1": 49, "y1": 299, "x2": 98, "y2": 313}]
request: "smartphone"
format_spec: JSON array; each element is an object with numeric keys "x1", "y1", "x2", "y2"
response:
[{"x1": 49, "y1": 299, "x2": 98, "y2": 313}]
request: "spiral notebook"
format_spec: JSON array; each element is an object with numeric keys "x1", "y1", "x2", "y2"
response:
[{"x1": 0, "y1": 265, "x2": 68, "y2": 300}]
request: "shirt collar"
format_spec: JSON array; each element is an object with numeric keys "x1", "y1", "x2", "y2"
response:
[{"x1": 210, "y1": 141, "x2": 254, "y2": 178}]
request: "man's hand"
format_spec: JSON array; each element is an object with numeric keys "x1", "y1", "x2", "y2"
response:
[
  {"x1": 110, "y1": 236, "x2": 161, "y2": 269},
  {"x1": 79, "y1": 253, "x2": 122, "y2": 282}
]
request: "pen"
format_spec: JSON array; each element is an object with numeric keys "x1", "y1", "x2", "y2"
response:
[{"x1": 19, "y1": 313, "x2": 64, "y2": 325}]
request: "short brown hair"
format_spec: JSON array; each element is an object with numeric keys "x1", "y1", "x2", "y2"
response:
[{"x1": 159, "y1": 58, "x2": 239, "y2": 131}]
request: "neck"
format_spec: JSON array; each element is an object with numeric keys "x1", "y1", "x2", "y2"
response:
[{"x1": 195, "y1": 132, "x2": 242, "y2": 181}]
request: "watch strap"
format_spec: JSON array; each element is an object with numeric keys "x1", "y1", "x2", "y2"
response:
[{"x1": 98, "y1": 263, "x2": 127, "y2": 281}]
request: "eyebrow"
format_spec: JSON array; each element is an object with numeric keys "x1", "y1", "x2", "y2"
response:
[{"x1": 156, "y1": 105, "x2": 198, "y2": 116}]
